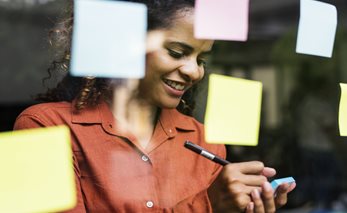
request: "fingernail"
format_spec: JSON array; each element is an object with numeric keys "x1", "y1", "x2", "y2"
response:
[
  {"x1": 252, "y1": 189, "x2": 260, "y2": 199},
  {"x1": 264, "y1": 167, "x2": 276, "y2": 173},
  {"x1": 263, "y1": 181, "x2": 273, "y2": 192},
  {"x1": 247, "y1": 202, "x2": 254, "y2": 211},
  {"x1": 262, "y1": 167, "x2": 276, "y2": 176},
  {"x1": 288, "y1": 182, "x2": 296, "y2": 192}
]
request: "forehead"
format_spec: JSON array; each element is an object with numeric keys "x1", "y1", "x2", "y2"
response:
[{"x1": 161, "y1": 10, "x2": 214, "y2": 51}]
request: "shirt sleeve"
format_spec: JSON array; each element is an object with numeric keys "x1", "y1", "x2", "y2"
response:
[
  {"x1": 209, "y1": 145, "x2": 226, "y2": 185},
  {"x1": 14, "y1": 112, "x2": 87, "y2": 213},
  {"x1": 14, "y1": 113, "x2": 48, "y2": 130}
]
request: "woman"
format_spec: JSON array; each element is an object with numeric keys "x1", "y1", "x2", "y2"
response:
[{"x1": 14, "y1": 0, "x2": 295, "y2": 212}]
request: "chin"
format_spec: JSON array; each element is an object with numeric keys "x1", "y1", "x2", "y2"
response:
[
  {"x1": 157, "y1": 98, "x2": 180, "y2": 109},
  {"x1": 159, "y1": 103, "x2": 179, "y2": 109}
]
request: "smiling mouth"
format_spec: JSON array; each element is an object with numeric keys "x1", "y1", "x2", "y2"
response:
[{"x1": 163, "y1": 79, "x2": 186, "y2": 91}]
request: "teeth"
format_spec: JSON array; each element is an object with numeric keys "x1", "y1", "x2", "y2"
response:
[{"x1": 164, "y1": 79, "x2": 185, "y2": 91}]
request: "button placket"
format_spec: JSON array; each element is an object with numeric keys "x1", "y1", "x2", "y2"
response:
[
  {"x1": 146, "y1": 201, "x2": 154, "y2": 208},
  {"x1": 141, "y1": 155, "x2": 149, "y2": 162}
]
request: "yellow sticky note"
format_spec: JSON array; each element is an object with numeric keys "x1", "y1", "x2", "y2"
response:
[
  {"x1": 0, "y1": 126, "x2": 76, "y2": 213},
  {"x1": 339, "y1": 83, "x2": 347, "y2": 136},
  {"x1": 205, "y1": 74, "x2": 262, "y2": 146}
]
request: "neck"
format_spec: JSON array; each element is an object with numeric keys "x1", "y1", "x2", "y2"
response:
[{"x1": 110, "y1": 82, "x2": 159, "y2": 149}]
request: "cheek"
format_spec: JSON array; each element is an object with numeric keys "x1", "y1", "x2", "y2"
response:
[
  {"x1": 145, "y1": 53, "x2": 156, "y2": 73},
  {"x1": 146, "y1": 51, "x2": 177, "y2": 74},
  {"x1": 142, "y1": 53, "x2": 166, "y2": 89},
  {"x1": 145, "y1": 54, "x2": 160, "y2": 78}
]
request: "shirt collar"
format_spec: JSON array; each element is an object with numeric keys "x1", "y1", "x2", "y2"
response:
[
  {"x1": 71, "y1": 101, "x2": 113, "y2": 124},
  {"x1": 71, "y1": 100, "x2": 118, "y2": 135},
  {"x1": 71, "y1": 101, "x2": 196, "y2": 134},
  {"x1": 71, "y1": 101, "x2": 103, "y2": 124},
  {"x1": 160, "y1": 108, "x2": 196, "y2": 137}
]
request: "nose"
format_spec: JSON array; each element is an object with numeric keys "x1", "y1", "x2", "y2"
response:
[{"x1": 178, "y1": 59, "x2": 203, "y2": 83}]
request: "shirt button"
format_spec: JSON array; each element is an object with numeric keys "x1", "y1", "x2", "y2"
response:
[
  {"x1": 146, "y1": 201, "x2": 154, "y2": 208},
  {"x1": 141, "y1": 155, "x2": 149, "y2": 162}
]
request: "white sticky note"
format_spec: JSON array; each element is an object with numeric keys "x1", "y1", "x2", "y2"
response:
[
  {"x1": 194, "y1": 0, "x2": 249, "y2": 41},
  {"x1": 204, "y1": 74, "x2": 262, "y2": 146},
  {"x1": 339, "y1": 83, "x2": 347, "y2": 136},
  {"x1": 296, "y1": 0, "x2": 337, "y2": 58},
  {"x1": 0, "y1": 126, "x2": 76, "y2": 213},
  {"x1": 71, "y1": 0, "x2": 147, "y2": 78}
]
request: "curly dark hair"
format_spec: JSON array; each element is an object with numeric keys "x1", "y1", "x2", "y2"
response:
[{"x1": 38, "y1": 0, "x2": 200, "y2": 115}]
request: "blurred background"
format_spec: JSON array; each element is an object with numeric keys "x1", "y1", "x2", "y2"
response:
[{"x1": 1, "y1": 0, "x2": 347, "y2": 212}]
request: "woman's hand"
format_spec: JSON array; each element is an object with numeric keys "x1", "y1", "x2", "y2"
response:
[
  {"x1": 208, "y1": 161, "x2": 296, "y2": 213},
  {"x1": 247, "y1": 180, "x2": 296, "y2": 213}
]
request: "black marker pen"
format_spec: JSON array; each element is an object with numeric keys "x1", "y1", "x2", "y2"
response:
[{"x1": 184, "y1": 141, "x2": 230, "y2": 166}]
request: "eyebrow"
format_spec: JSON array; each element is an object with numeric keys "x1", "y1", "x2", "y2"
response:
[{"x1": 166, "y1": 41, "x2": 212, "y2": 55}]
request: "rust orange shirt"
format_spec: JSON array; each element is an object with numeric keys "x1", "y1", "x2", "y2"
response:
[{"x1": 14, "y1": 101, "x2": 226, "y2": 212}]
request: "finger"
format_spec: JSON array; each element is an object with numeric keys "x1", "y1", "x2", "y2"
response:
[
  {"x1": 221, "y1": 167, "x2": 266, "y2": 187},
  {"x1": 275, "y1": 183, "x2": 290, "y2": 208},
  {"x1": 244, "y1": 186, "x2": 263, "y2": 194},
  {"x1": 246, "y1": 202, "x2": 254, "y2": 213},
  {"x1": 288, "y1": 182, "x2": 296, "y2": 192},
  {"x1": 226, "y1": 181, "x2": 253, "y2": 211},
  {"x1": 227, "y1": 180, "x2": 262, "y2": 195},
  {"x1": 237, "y1": 174, "x2": 268, "y2": 187},
  {"x1": 261, "y1": 167, "x2": 276, "y2": 177},
  {"x1": 251, "y1": 189, "x2": 265, "y2": 213},
  {"x1": 233, "y1": 194, "x2": 253, "y2": 211},
  {"x1": 261, "y1": 182, "x2": 276, "y2": 213},
  {"x1": 226, "y1": 161, "x2": 265, "y2": 174}
]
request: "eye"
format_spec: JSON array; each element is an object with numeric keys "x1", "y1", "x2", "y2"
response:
[{"x1": 167, "y1": 49, "x2": 184, "y2": 59}]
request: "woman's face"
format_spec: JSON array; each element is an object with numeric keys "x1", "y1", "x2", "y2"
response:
[{"x1": 139, "y1": 9, "x2": 214, "y2": 109}]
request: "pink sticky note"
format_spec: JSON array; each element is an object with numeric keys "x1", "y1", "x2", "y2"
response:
[{"x1": 194, "y1": 0, "x2": 249, "y2": 41}]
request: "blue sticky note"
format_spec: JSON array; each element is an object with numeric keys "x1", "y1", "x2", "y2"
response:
[
  {"x1": 71, "y1": 0, "x2": 147, "y2": 78},
  {"x1": 270, "y1": 177, "x2": 296, "y2": 191},
  {"x1": 296, "y1": 0, "x2": 337, "y2": 58}
]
